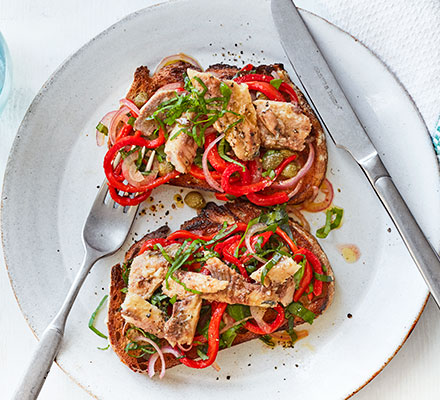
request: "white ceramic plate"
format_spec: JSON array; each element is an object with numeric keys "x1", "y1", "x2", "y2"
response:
[{"x1": 2, "y1": 0, "x2": 440, "y2": 399}]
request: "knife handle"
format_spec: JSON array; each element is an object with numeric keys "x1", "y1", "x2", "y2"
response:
[{"x1": 363, "y1": 155, "x2": 440, "y2": 307}]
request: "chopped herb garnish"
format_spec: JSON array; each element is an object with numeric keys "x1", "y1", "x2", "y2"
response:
[
  {"x1": 96, "y1": 122, "x2": 108, "y2": 135},
  {"x1": 127, "y1": 116, "x2": 136, "y2": 126},
  {"x1": 124, "y1": 327, "x2": 160, "y2": 358},
  {"x1": 196, "y1": 348, "x2": 209, "y2": 360},
  {"x1": 97, "y1": 344, "x2": 110, "y2": 351},
  {"x1": 316, "y1": 207, "x2": 344, "y2": 239},
  {"x1": 218, "y1": 138, "x2": 246, "y2": 171},
  {"x1": 314, "y1": 272, "x2": 333, "y2": 282},
  {"x1": 88, "y1": 295, "x2": 108, "y2": 339},
  {"x1": 259, "y1": 335, "x2": 275, "y2": 347},
  {"x1": 260, "y1": 252, "x2": 283, "y2": 285},
  {"x1": 270, "y1": 78, "x2": 283, "y2": 90},
  {"x1": 220, "y1": 324, "x2": 242, "y2": 348}
]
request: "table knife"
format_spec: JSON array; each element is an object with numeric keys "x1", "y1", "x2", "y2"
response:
[{"x1": 271, "y1": 0, "x2": 440, "y2": 307}]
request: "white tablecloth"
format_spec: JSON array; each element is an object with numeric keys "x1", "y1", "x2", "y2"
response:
[{"x1": 1, "y1": 1, "x2": 439, "y2": 399}]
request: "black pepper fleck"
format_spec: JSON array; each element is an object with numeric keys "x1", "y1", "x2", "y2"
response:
[
  {"x1": 347, "y1": 313, "x2": 353, "y2": 319},
  {"x1": 226, "y1": 376, "x2": 231, "y2": 380}
]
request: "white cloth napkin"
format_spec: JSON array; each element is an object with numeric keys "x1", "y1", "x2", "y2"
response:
[{"x1": 305, "y1": 0, "x2": 440, "y2": 161}]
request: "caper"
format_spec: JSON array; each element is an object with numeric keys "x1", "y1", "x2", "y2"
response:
[
  {"x1": 280, "y1": 149, "x2": 295, "y2": 158},
  {"x1": 184, "y1": 191, "x2": 206, "y2": 209},
  {"x1": 158, "y1": 161, "x2": 174, "y2": 176},
  {"x1": 262, "y1": 150, "x2": 284, "y2": 170},
  {"x1": 281, "y1": 162, "x2": 299, "y2": 178},
  {"x1": 133, "y1": 91, "x2": 149, "y2": 108}
]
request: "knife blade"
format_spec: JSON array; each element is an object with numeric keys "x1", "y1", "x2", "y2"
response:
[{"x1": 271, "y1": 0, "x2": 440, "y2": 307}]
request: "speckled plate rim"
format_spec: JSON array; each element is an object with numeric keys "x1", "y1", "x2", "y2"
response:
[{"x1": 1, "y1": 1, "x2": 437, "y2": 399}]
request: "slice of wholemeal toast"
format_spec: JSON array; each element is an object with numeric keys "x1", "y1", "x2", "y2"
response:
[
  {"x1": 108, "y1": 201, "x2": 334, "y2": 374},
  {"x1": 124, "y1": 62, "x2": 327, "y2": 205}
]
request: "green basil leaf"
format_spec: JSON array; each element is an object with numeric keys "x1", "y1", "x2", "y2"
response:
[
  {"x1": 88, "y1": 295, "x2": 109, "y2": 339},
  {"x1": 226, "y1": 304, "x2": 251, "y2": 321},
  {"x1": 316, "y1": 207, "x2": 344, "y2": 239},
  {"x1": 196, "y1": 348, "x2": 209, "y2": 360},
  {"x1": 259, "y1": 335, "x2": 275, "y2": 347},
  {"x1": 261, "y1": 252, "x2": 283, "y2": 285},
  {"x1": 286, "y1": 302, "x2": 316, "y2": 325},
  {"x1": 314, "y1": 272, "x2": 333, "y2": 282}
]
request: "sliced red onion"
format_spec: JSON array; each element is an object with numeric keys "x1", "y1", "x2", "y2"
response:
[
  {"x1": 271, "y1": 143, "x2": 315, "y2": 190},
  {"x1": 122, "y1": 151, "x2": 158, "y2": 188},
  {"x1": 177, "y1": 343, "x2": 193, "y2": 352},
  {"x1": 202, "y1": 133, "x2": 225, "y2": 192},
  {"x1": 148, "y1": 345, "x2": 181, "y2": 379},
  {"x1": 250, "y1": 306, "x2": 271, "y2": 334},
  {"x1": 271, "y1": 70, "x2": 281, "y2": 80},
  {"x1": 143, "y1": 339, "x2": 166, "y2": 378},
  {"x1": 154, "y1": 53, "x2": 203, "y2": 75},
  {"x1": 120, "y1": 98, "x2": 140, "y2": 117},
  {"x1": 286, "y1": 205, "x2": 311, "y2": 232},
  {"x1": 244, "y1": 223, "x2": 267, "y2": 264},
  {"x1": 288, "y1": 181, "x2": 303, "y2": 199},
  {"x1": 96, "y1": 110, "x2": 117, "y2": 146},
  {"x1": 301, "y1": 179, "x2": 334, "y2": 213},
  {"x1": 219, "y1": 316, "x2": 253, "y2": 334},
  {"x1": 109, "y1": 106, "x2": 130, "y2": 144}
]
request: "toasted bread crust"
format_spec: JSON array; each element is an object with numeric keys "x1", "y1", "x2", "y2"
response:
[
  {"x1": 108, "y1": 201, "x2": 334, "y2": 374},
  {"x1": 124, "y1": 62, "x2": 327, "y2": 205}
]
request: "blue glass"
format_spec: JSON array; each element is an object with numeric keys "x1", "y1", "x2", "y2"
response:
[{"x1": 0, "y1": 32, "x2": 12, "y2": 115}]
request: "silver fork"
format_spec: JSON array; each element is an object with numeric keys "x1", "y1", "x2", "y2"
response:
[{"x1": 12, "y1": 182, "x2": 139, "y2": 400}]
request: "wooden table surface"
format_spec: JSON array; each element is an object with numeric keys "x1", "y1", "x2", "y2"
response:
[{"x1": 1, "y1": 1, "x2": 439, "y2": 399}]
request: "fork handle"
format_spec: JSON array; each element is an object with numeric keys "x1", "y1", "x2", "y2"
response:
[{"x1": 12, "y1": 249, "x2": 100, "y2": 400}]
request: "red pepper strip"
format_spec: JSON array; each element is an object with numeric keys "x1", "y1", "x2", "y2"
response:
[
  {"x1": 135, "y1": 127, "x2": 165, "y2": 148},
  {"x1": 213, "y1": 234, "x2": 242, "y2": 254},
  {"x1": 222, "y1": 242, "x2": 251, "y2": 282},
  {"x1": 293, "y1": 257, "x2": 313, "y2": 302},
  {"x1": 115, "y1": 124, "x2": 133, "y2": 142},
  {"x1": 189, "y1": 164, "x2": 223, "y2": 182},
  {"x1": 239, "y1": 63, "x2": 254, "y2": 72},
  {"x1": 166, "y1": 230, "x2": 213, "y2": 242},
  {"x1": 192, "y1": 334, "x2": 208, "y2": 344},
  {"x1": 205, "y1": 133, "x2": 228, "y2": 172},
  {"x1": 274, "y1": 154, "x2": 297, "y2": 178},
  {"x1": 179, "y1": 302, "x2": 227, "y2": 369},
  {"x1": 240, "y1": 231, "x2": 273, "y2": 264},
  {"x1": 243, "y1": 81, "x2": 285, "y2": 102},
  {"x1": 234, "y1": 74, "x2": 299, "y2": 103},
  {"x1": 112, "y1": 160, "x2": 125, "y2": 182},
  {"x1": 234, "y1": 74, "x2": 272, "y2": 84},
  {"x1": 200, "y1": 266, "x2": 211, "y2": 275},
  {"x1": 138, "y1": 238, "x2": 168, "y2": 255},
  {"x1": 215, "y1": 193, "x2": 231, "y2": 202},
  {"x1": 104, "y1": 136, "x2": 180, "y2": 193},
  {"x1": 244, "y1": 304, "x2": 285, "y2": 335},
  {"x1": 221, "y1": 164, "x2": 270, "y2": 197},
  {"x1": 275, "y1": 227, "x2": 298, "y2": 253},
  {"x1": 107, "y1": 185, "x2": 151, "y2": 206},
  {"x1": 246, "y1": 191, "x2": 289, "y2": 206},
  {"x1": 298, "y1": 247, "x2": 324, "y2": 297}
]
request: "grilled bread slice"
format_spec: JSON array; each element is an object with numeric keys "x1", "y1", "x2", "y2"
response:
[
  {"x1": 125, "y1": 62, "x2": 327, "y2": 205},
  {"x1": 108, "y1": 201, "x2": 334, "y2": 374}
]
